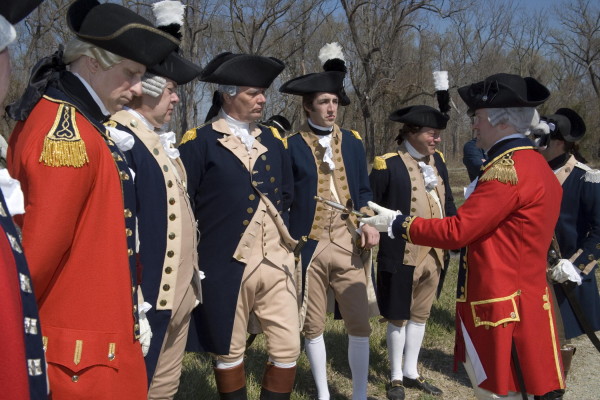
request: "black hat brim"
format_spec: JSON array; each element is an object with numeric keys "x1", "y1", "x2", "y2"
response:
[
  {"x1": 148, "y1": 52, "x2": 202, "y2": 85},
  {"x1": 67, "y1": 0, "x2": 179, "y2": 67},
  {"x1": 0, "y1": 0, "x2": 43, "y2": 24},
  {"x1": 279, "y1": 71, "x2": 345, "y2": 97},
  {"x1": 458, "y1": 73, "x2": 549, "y2": 111},
  {"x1": 389, "y1": 105, "x2": 449, "y2": 130},
  {"x1": 547, "y1": 107, "x2": 586, "y2": 142},
  {"x1": 200, "y1": 52, "x2": 285, "y2": 88}
]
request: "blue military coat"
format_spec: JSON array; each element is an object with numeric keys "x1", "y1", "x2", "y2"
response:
[
  {"x1": 179, "y1": 116, "x2": 293, "y2": 355},
  {"x1": 551, "y1": 154, "x2": 600, "y2": 339}
]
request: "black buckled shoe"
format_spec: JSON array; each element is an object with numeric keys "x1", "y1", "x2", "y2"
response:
[
  {"x1": 403, "y1": 377, "x2": 443, "y2": 396},
  {"x1": 534, "y1": 389, "x2": 565, "y2": 400},
  {"x1": 386, "y1": 380, "x2": 405, "y2": 400}
]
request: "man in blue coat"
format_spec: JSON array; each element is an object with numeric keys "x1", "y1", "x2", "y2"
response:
[
  {"x1": 109, "y1": 1, "x2": 203, "y2": 398},
  {"x1": 370, "y1": 105, "x2": 456, "y2": 400},
  {"x1": 279, "y1": 50, "x2": 380, "y2": 400},
  {"x1": 536, "y1": 107, "x2": 600, "y2": 381},
  {"x1": 179, "y1": 52, "x2": 299, "y2": 400}
]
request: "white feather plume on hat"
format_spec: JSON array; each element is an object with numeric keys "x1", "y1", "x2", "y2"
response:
[
  {"x1": 152, "y1": 0, "x2": 185, "y2": 28},
  {"x1": 318, "y1": 42, "x2": 345, "y2": 64},
  {"x1": 433, "y1": 71, "x2": 449, "y2": 91}
]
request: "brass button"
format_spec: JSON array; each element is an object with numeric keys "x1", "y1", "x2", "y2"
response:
[
  {"x1": 165, "y1": 267, "x2": 173, "y2": 274},
  {"x1": 342, "y1": 185, "x2": 348, "y2": 190},
  {"x1": 265, "y1": 165, "x2": 271, "y2": 171},
  {"x1": 159, "y1": 300, "x2": 167, "y2": 307},
  {"x1": 129, "y1": 120, "x2": 138, "y2": 128},
  {"x1": 133, "y1": 305, "x2": 137, "y2": 312},
  {"x1": 169, "y1": 198, "x2": 176, "y2": 205},
  {"x1": 108, "y1": 353, "x2": 115, "y2": 361},
  {"x1": 412, "y1": 187, "x2": 417, "y2": 191},
  {"x1": 126, "y1": 228, "x2": 132, "y2": 236},
  {"x1": 411, "y1": 208, "x2": 416, "y2": 212},
  {"x1": 124, "y1": 209, "x2": 132, "y2": 218},
  {"x1": 315, "y1": 216, "x2": 321, "y2": 221},
  {"x1": 274, "y1": 188, "x2": 278, "y2": 193},
  {"x1": 408, "y1": 167, "x2": 413, "y2": 171},
  {"x1": 247, "y1": 208, "x2": 254, "y2": 214},
  {"x1": 510, "y1": 312, "x2": 516, "y2": 318},
  {"x1": 340, "y1": 176, "x2": 345, "y2": 181},
  {"x1": 167, "y1": 250, "x2": 174, "y2": 258},
  {"x1": 319, "y1": 179, "x2": 324, "y2": 184},
  {"x1": 120, "y1": 171, "x2": 130, "y2": 180},
  {"x1": 167, "y1": 180, "x2": 173, "y2": 188},
  {"x1": 163, "y1": 165, "x2": 169, "y2": 172},
  {"x1": 168, "y1": 233, "x2": 176, "y2": 240},
  {"x1": 412, "y1": 197, "x2": 417, "y2": 202},
  {"x1": 72, "y1": 375, "x2": 79, "y2": 383},
  {"x1": 312, "y1": 224, "x2": 318, "y2": 229},
  {"x1": 249, "y1": 194, "x2": 256, "y2": 200},
  {"x1": 153, "y1": 148, "x2": 159, "y2": 155},
  {"x1": 169, "y1": 214, "x2": 176, "y2": 221},
  {"x1": 134, "y1": 323, "x2": 140, "y2": 330},
  {"x1": 252, "y1": 181, "x2": 258, "y2": 186},
  {"x1": 163, "y1": 284, "x2": 170, "y2": 291},
  {"x1": 405, "y1": 249, "x2": 410, "y2": 254},
  {"x1": 261, "y1": 155, "x2": 267, "y2": 161},
  {"x1": 243, "y1": 220, "x2": 250, "y2": 226},
  {"x1": 127, "y1": 249, "x2": 133, "y2": 256},
  {"x1": 270, "y1": 177, "x2": 275, "y2": 183}
]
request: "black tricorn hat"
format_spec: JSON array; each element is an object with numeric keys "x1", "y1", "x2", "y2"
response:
[
  {"x1": 200, "y1": 52, "x2": 285, "y2": 88},
  {"x1": 0, "y1": 0, "x2": 43, "y2": 24},
  {"x1": 389, "y1": 105, "x2": 449, "y2": 130},
  {"x1": 279, "y1": 71, "x2": 345, "y2": 97},
  {"x1": 546, "y1": 107, "x2": 586, "y2": 142},
  {"x1": 265, "y1": 114, "x2": 291, "y2": 132},
  {"x1": 67, "y1": 0, "x2": 179, "y2": 67},
  {"x1": 146, "y1": 1, "x2": 201, "y2": 85},
  {"x1": 458, "y1": 73, "x2": 550, "y2": 112}
]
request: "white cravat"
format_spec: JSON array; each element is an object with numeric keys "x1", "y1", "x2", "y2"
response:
[
  {"x1": 222, "y1": 110, "x2": 254, "y2": 152},
  {"x1": 308, "y1": 119, "x2": 335, "y2": 170},
  {"x1": 405, "y1": 141, "x2": 438, "y2": 190},
  {"x1": 157, "y1": 131, "x2": 180, "y2": 159},
  {"x1": 0, "y1": 168, "x2": 25, "y2": 216}
]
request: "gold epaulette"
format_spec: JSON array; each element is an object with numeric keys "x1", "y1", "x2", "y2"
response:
[
  {"x1": 372, "y1": 153, "x2": 398, "y2": 170},
  {"x1": 350, "y1": 129, "x2": 362, "y2": 140},
  {"x1": 180, "y1": 121, "x2": 212, "y2": 145},
  {"x1": 266, "y1": 125, "x2": 288, "y2": 149},
  {"x1": 39, "y1": 103, "x2": 89, "y2": 168},
  {"x1": 435, "y1": 149, "x2": 446, "y2": 163},
  {"x1": 480, "y1": 151, "x2": 518, "y2": 185}
]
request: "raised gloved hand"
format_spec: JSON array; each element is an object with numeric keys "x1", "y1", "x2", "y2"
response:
[
  {"x1": 359, "y1": 201, "x2": 401, "y2": 233},
  {"x1": 138, "y1": 302, "x2": 153, "y2": 357},
  {"x1": 549, "y1": 259, "x2": 582, "y2": 285}
]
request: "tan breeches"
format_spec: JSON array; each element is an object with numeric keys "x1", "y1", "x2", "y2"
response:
[
  {"x1": 303, "y1": 239, "x2": 372, "y2": 339},
  {"x1": 147, "y1": 281, "x2": 198, "y2": 399},
  {"x1": 217, "y1": 252, "x2": 300, "y2": 365},
  {"x1": 390, "y1": 250, "x2": 441, "y2": 327}
]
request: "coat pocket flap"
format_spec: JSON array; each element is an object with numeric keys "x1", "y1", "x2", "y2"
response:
[
  {"x1": 43, "y1": 326, "x2": 121, "y2": 373},
  {"x1": 470, "y1": 291, "x2": 521, "y2": 328}
]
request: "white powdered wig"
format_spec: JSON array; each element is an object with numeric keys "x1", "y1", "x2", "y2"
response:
[
  {"x1": 0, "y1": 15, "x2": 16, "y2": 53},
  {"x1": 318, "y1": 42, "x2": 345, "y2": 64},
  {"x1": 152, "y1": 0, "x2": 186, "y2": 27},
  {"x1": 433, "y1": 71, "x2": 449, "y2": 91},
  {"x1": 142, "y1": 73, "x2": 167, "y2": 98}
]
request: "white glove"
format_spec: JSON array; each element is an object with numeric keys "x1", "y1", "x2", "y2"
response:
[
  {"x1": 549, "y1": 259, "x2": 582, "y2": 285},
  {"x1": 138, "y1": 302, "x2": 153, "y2": 357},
  {"x1": 359, "y1": 201, "x2": 401, "y2": 233}
]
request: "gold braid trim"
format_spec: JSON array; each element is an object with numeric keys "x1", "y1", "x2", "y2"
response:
[
  {"x1": 350, "y1": 129, "x2": 362, "y2": 140},
  {"x1": 39, "y1": 104, "x2": 89, "y2": 168},
  {"x1": 372, "y1": 152, "x2": 397, "y2": 170},
  {"x1": 267, "y1": 125, "x2": 288, "y2": 149},
  {"x1": 180, "y1": 127, "x2": 198, "y2": 145},
  {"x1": 435, "y1": 149, "x2": 446, "y2": 163},
  {"x1": 479, "y1": 152, "x2": 518, "y2": 185}
]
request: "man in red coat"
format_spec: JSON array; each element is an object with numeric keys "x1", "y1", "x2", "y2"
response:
[
  {"x1": 1, "y1": 2, "x2": 48, "y2": 399},
  {"x1": 362, "y1": 74, "x2": 566, "y2": 399},
  {"x1": 6, "y1": 1, "x2": 177, "y2": 398}
]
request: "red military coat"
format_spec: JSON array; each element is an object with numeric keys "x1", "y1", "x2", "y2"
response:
[
  {"x1": 393, "y1": 139, "x2": 565, "y2": 395},
  {"x1": 8, "y1": 88, "x2": 146, "y2": 399}
]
